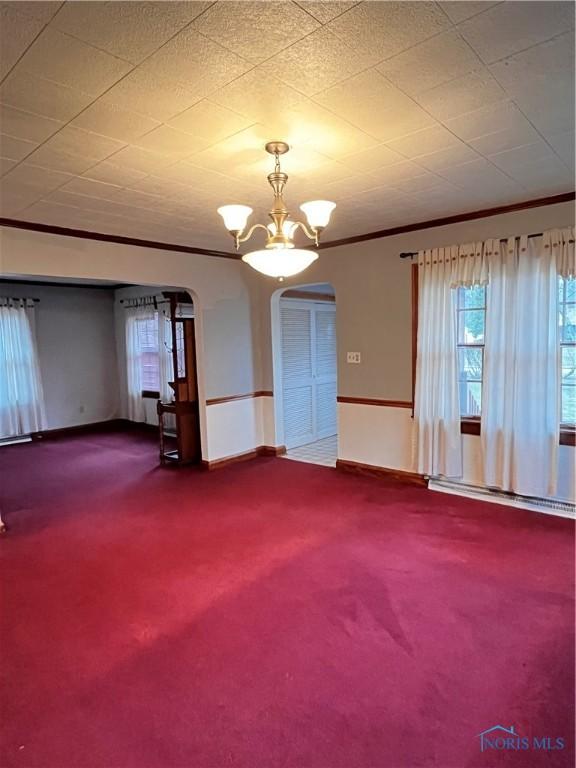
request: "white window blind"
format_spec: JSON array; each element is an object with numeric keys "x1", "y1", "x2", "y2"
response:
[{"x1": 135, "y1": 312, "x2": 160, "y2": 391}]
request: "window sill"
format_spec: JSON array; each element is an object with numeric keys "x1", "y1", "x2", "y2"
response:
[
  {"x1": 460, "y1": 419, "x2": 575, "y2": 446},
  {"x1": 142, "y1": 390, "x2": 160, "y2": 399},
  {"x1": 560, "y1": 427, "x2": 575, "y2": 447},
  {"x1": 460, "y1": 418, "x2": 481, "y2": 436}
]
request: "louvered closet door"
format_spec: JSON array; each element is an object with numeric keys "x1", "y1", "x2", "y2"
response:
[
  {"x1": 314, "y1": 304, "x2": 337, "y2": 439},
  {"x1": 280, "y1": 300, "x2": 337, "y2": 449},
  {"x1": 280, "y1": 302, "x2": 315, "y2": 448}
]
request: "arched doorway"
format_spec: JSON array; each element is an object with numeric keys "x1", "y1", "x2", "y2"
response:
[
  {"x1": 120, "y1": 287, "x2": 202, "y2": 466},
  {"x1": 0, "y1": 275, "x2": 205, "y2": 462},
  {"x1": 271, "y1": 283, "x2": 338, "y2": 467}
]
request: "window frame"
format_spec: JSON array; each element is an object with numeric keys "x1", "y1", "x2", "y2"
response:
[
  {"x1": 559, "y1": 276, "x2": 575, "y2": 427},
  {"x1": 559, "y1": 276, "x2": 576, "y2": 444},
  {"x1": 456, "y1": 285, "x2": 486, "y2": 420}
]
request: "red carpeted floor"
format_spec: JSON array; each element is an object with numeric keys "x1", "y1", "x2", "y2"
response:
[{"x1": 0, "y1": 430, "x2": 574, "y2": 768}]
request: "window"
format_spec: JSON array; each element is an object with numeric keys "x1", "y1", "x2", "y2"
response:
[
  {"x1": 559, "y1": 276, "x2": 576, "y2": 425},
  {"x1": 136, "y1": 312, "x2": 159, "y2": 392},
  {"x1": 456, "y1": 285, "x2": 486, "y2": 417}
]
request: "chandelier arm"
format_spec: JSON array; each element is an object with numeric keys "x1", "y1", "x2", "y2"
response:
[
  {"x1": 236, "y1": 223, "x2": 270, "y2": 247},
  {"x1": 292, "y1": 220, "x2": 319, "y2": 245}
]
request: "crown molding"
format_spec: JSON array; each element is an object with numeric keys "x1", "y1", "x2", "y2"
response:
[
  {"x1": 0, "y1": 277, "x2": 130, "y2": 290},
  {"x1": 316, "y1": 192, "x2": 575, "y2": 250},
  {"x1": 1, "y1": 192, "x2": 573, "y2": 261},
  {"x1": 0, "y1": 217, "x2": 240, "y2": 260}
]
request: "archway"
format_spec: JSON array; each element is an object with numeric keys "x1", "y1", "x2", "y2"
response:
[{"x1": 0, "y1": 273, "x2": 207, "y2": 461}]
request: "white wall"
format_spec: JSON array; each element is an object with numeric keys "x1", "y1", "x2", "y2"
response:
[
  {"x1": 0, "y1": 281, "x2": 119, "y2": 430},
  {"x1": 205, "y1": 397, "x2": 262, "y2": 461}
]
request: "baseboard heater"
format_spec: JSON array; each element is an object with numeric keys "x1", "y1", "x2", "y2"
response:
[
  {"x1": 428, "y1": 478, "x2": 575, "y2": 520},
  {"x1": 0, "y1": 435, "x2": 32, "y2": 447}
]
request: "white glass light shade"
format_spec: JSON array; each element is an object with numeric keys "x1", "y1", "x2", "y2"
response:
[
  {"x1": 242, "y1": 248, "x2": 318, "y2": 278},
  {"x1": 299, "y1": 200, "x2": 336, "y2": 229},
  {"x1": 217, "y1": 204, "x2": 252, "y2": 231},
  {"x1": 267, "y1": 219, "x2": 297, "y2": 238}
]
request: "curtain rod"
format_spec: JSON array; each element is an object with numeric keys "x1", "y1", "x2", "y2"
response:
[
  {"x1": 398, "y1": 230, "x2": 571, "y2": 259},
  {"x1": 120, "y1": 295, "x2": 193, "y2": 308},
  {"x1": 1, "y1": 297, "x2": 40, "y2": 303},
  {"x1": 119, "y1": 298, "x2": 169, "y2": 307}
]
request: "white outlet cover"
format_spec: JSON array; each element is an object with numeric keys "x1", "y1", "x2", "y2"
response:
[{"x1": 347, "y1": 352, "x2": 361, "y2": 364}]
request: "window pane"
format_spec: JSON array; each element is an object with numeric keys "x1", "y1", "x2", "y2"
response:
[
  {"x1": 461, "y1": 284, "x2": 485, "y2": 309},
  {"x1": 175, "y1": 321, "x2": 185, "y2": 378},
  {"x1": 561, "y1": 385, "x2": 576, "y2": 424},
  {"x1": 459, "y1": 381, "x2": 482, "y2": 416},
  {"x1": 561, "y1": 305, "x2": 576, "y2": 342},
  {"x1": 458, "y1": 346, "x2": 483, "y2": 381},
  {"x1": 136, "y1": 316, "x2": 158, "y2": 351},
  {"x1": 141, "y1": 352, "x2": 159, "y2": 390},
  {"x1": 564, "y1": 277, "x2": 576, "y2": 303},
  {"x1": 456, "y1": 287, "x2": 485, "y2": 416},
  {"x1": 562, "y1": 346, "x2": 576, "y2": 383},
  {"x1": 136, "y1": 314, "x2": 159, "y2": 390},
  {"x1": 459, "y1": 309, "x2": 485, "y2": 343}
]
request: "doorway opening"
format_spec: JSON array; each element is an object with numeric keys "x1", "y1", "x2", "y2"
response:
[
  {"x1": 0, "y1": 276, "x2": 204, "y2": 465},
  {"x1": 271, "y1": 283, "x2": 337, "y2": 468},
  {"x1": 119, "y1": 286, "x2": 202, "y2": 466}
]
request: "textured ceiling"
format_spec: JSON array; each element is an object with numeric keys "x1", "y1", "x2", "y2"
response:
[{"x1": 0, "y1": 0, "x2": 574, "y2": 252}]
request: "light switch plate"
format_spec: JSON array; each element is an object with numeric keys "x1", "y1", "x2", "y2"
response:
[{"x1": 347, "y1": 351, "x2": 361, "y2": 364}]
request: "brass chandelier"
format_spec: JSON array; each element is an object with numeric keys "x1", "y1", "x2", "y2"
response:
[{"x1": 217, "y1": 141, "x2": 336, "y2": 279}]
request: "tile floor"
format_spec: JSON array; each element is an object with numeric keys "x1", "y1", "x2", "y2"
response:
[{"x1": 282, "y1": 435, "x2": 338, "y2": 468}]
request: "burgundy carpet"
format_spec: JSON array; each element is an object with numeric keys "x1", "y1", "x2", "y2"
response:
[{"x1": 0, "y1": 430, "x2": 573, "y2": 768}]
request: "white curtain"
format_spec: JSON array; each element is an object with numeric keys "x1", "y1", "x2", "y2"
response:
[
  {"x1": 125, "y1": 300, "x2": 155, "y2": 423},
  {"x1": 0, "y1": 297, "x2": 46, "y2": 437},
  {"x1": 415, "y1": 228, "x2": 572, "y2": 497},
  {"x1": 482, "y1": 233, "x2": 567, "y2": 497},
  {"x1": 543, "y1": 227, "x2": 575, "y2": 278},
  {"x1": 414, "y1": 244, "x2": 488, "y2": 477}
]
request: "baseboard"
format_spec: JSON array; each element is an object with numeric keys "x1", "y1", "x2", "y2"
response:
[
  {"x1": 258, "y1": 445, "x2": 287, "y2": 457},
  {"x1": 31, "y1": 418, "x2": 158, "y2": 440},
  {"x1": 202, "y1": 445, "x2": 287, "y2": 470},
  {"x1": 125, "y1": 420, "x2": 159, "y2": 433},
  {"x1": 202, "y1": 449, "x2": 258, "y2": 470},
  {"x1": 336, "y1": 458, "x2": 426, "y2": 486}
]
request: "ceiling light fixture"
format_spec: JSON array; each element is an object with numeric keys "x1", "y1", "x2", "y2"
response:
[{"x1": 217, "y1": 141, "x2": 336, "y2": 280}]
